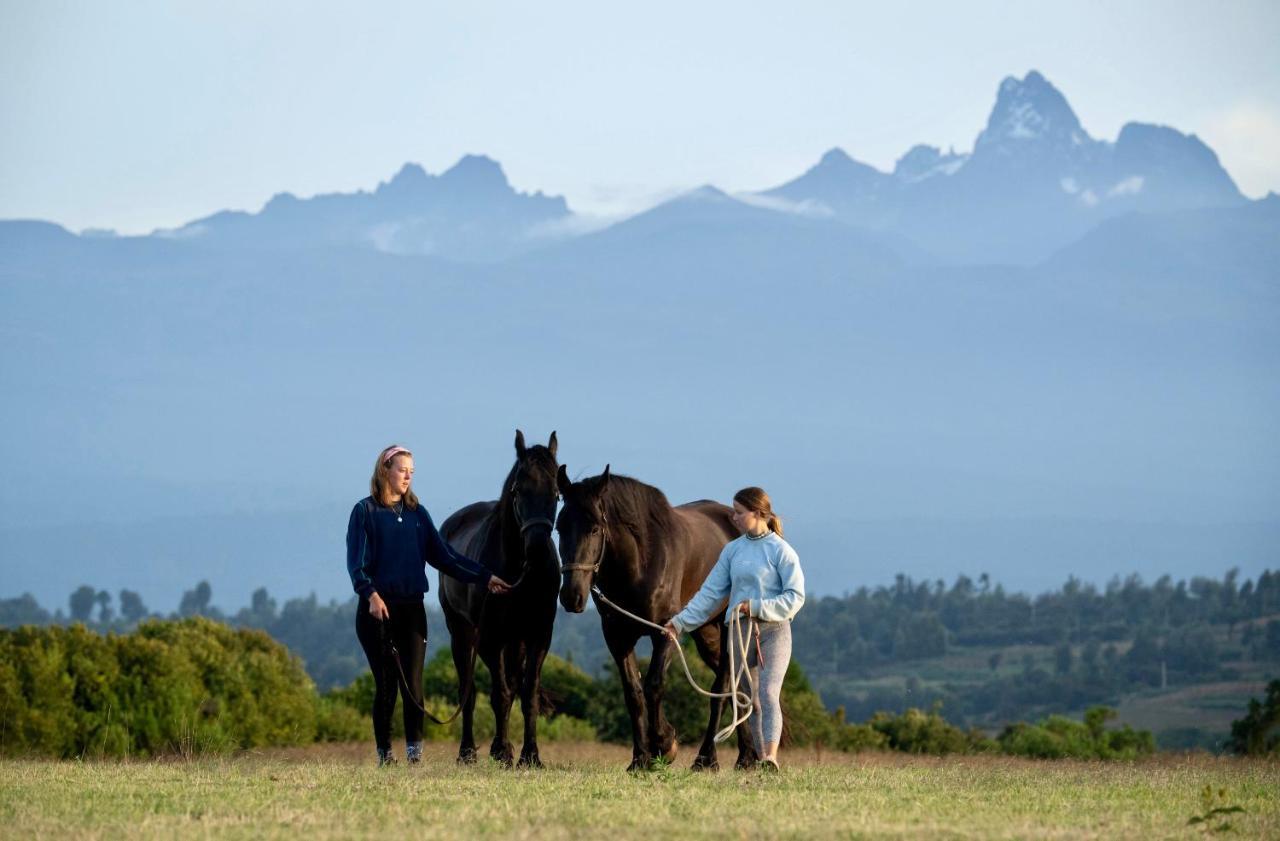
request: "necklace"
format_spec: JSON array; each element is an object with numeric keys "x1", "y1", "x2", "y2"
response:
[{"x1": 390, "y1": 501, "x2": 403, "y2": 523}]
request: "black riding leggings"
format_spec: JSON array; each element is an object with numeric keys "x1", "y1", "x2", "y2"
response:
[{"x1": 355, "y1": 597, "x2": 427, "y2": 751}]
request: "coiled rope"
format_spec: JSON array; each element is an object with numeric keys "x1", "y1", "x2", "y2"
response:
[{"x1": 590, "y1": 584, "x2": 757, "y2": 743}]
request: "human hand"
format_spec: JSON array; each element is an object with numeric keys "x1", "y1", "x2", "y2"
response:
[
  {"x1": 737, "y1": 601, "x2": 751, "y2": 616},
  {"x1": 368, "y1": 592, "x2": 389, "y2": 621},
  {"x1": 663, "y1": 622, "x2": 679, "y2": 640},
  {"x1": 487, "y1": 576, "x2": 512, "y2": 595}
]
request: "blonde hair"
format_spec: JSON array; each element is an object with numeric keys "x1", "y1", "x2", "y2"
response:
[
  {"x1": 733, "y1": 486, "x2": 782, "y2": 536},
  {"x1": 371, "y1": 445, "x2": 419, "y2": 509}
]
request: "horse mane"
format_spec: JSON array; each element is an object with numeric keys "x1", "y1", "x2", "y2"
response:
[{"x1": 581, "y1": 472, "x2": 677, "y2": 544}]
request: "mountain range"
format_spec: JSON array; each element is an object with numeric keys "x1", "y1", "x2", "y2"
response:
[
  {"x1": 1, "y1": 70, "x2": 1276, "y2": 611},
  {"x1": 32, "y1": 69, "x2": 1252, "y2": 267}
]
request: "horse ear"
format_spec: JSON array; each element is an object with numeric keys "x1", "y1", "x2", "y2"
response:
[
  {"x1": 514, "y1": 429, "x2": 526, "y2": 457},
  {"x1": 556, "y1": 464, "x2": 572, "y2": 495},
  {"x1": 601, "y1": 464, "x2": 611, "y2": 488},
  {"x1": 547, "y1": 430, "x2": 558, "y2": 458}
]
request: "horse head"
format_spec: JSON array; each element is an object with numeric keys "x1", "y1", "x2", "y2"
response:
[
  {"x1": 503, "y1": 429, "x2": 561, "y2": 585},
  {"x1": 555, "y1": 463, "x2": 612, "y2": 613}
]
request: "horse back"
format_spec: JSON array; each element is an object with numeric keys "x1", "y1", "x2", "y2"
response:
[
  {"x1": 438, "y1": 500, "x2": 498, "y2": 623},
  {"x1": 672, "y1": 499, "x2": 737, "y2": 605},
  {"x1": 440, "y1": 500, "x2": 497, "y2": 560}
]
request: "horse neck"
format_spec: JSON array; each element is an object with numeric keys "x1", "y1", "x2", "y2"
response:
[
  {"x1": 601, "y1": 501, "x2": 674, "y2": 591},
  {"x1": 494, "y1": 476, "x2": 526, "y2": 574}
]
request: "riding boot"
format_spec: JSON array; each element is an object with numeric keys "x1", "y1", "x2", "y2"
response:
[{"x1": 377, "y1": 747, "x2": 397, "y2": 767}]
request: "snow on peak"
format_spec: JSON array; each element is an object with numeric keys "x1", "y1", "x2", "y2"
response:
[
  {"x1": 894, "y1": 144, "x2": 967, "y2": 183},
  {"x1": 977, "y1": 70, "x2": 1089, "y2": 152}
]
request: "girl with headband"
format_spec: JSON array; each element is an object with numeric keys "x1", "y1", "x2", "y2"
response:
[{"x1": 347, "y1": 444, "x2": 511, "y2": 766}]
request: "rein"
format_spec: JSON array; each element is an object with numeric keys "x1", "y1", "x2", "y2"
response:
[{"x1": 378, "y1": 619, "x2": 468, "y2": 726}]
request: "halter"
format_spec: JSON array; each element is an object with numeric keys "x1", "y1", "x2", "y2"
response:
[
  {"x1": 509, "y1": 477, "x2": 557, "y2": 535},
  {"x1": 558, "y1": 513, "x2": 608, "y2": 577},
  {"x1": 501, "y1": 474, "x2": 557, "y2": 590}
]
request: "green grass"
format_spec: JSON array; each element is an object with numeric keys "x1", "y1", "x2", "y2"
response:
[{"x1": 1, "y1": 742, "x2": 1277, "y2": 839}]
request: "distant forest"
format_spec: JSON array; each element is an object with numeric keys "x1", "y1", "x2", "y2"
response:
[{"x1": 4, "y1": 568, "x2": 1277, "y2": 742}]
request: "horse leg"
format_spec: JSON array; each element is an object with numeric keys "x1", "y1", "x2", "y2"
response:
[
  {"x1": 644, "y1": 632, "x2": 678, "y2": 765},
  {"x1": 447, "y1": 617, "x2": 479, "y2": 764},
  {"x1": 605, "y1": 629, "x2": 650, "y2": 771},
  {"x1": 516, "y1": 632, "x2": 551, "y2": 769},
  {"x1": 689, "y1": 623, "x2": 726, "y2": 771},
  {"x1": 480, "y1": 637, "x2": 515, "y2": 767}
]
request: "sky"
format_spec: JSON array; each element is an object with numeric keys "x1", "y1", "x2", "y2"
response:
[{"x1": 2, "y1": 0, "x2": 1278, "y2": 235}]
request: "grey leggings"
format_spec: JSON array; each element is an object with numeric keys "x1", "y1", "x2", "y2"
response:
[{"x1": 730, "y1": 619, "x2": 792, "y2": 750}]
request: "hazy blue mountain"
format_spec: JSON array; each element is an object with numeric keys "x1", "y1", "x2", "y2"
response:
[
  {"x1": 156, "y1": 154, "x2": 570, "y2": 261},
  {"x1": 761, "y1": 148, "x2": 897, "y2": 229},
  {"x1": 761, "y1": 70, "x2": 1248, "y2": 264},
  {"x1": 1, "y1": 71, "x2": 1276, "y2": 611},
  {"x1": 4, "y1": 197, "x2": 1276, "y2": 608}
]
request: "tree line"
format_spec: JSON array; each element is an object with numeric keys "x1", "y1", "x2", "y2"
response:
[
  {"x1": 0, "y1": 616, "x2": 1169, "y2": 761},
  {"x1": 791, "y1": 568, "x2": 1280, "y2": 733},
  {"x1": 3, "y1": 567, "x2": 1277, "y2": 742}
]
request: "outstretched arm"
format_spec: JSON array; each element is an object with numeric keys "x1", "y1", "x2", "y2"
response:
[
  {"x1": 667, "y1": 544, "x2": 734, "y2": 634},
  {"x1": 420, "y1": 508, "x2": 508, "y2": 590}
]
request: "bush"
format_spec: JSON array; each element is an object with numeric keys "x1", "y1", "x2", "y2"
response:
[
  {"x1": 869, "y1": 705, "x2": 992, "y2": 755},
  {"x1": 0, "y1": 618, "x2": 318, "y2": 757},
  {"x1": 314, "y1": 695, "x2": 366, "y2": 743},
  {"x1": 1228, "y1": 679, "x2": 1280, "y2": 756},
  {"x1": 998, "y1": 706, "x2": 1154, "y2": 759},
  {"x1": 828, "y1": 707, "x2": 889, "y2": 752}
]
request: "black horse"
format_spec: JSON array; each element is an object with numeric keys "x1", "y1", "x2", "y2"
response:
[
  {"x1": 556, "y1": 464, "x2": 757, "y2": 771},
  {"x1": 439, "y1": 430, "x2": 560, "y2": 767}
]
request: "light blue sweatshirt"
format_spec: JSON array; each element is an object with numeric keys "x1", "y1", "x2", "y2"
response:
[{"x1": 669, "y1": 531, "x2": 806, "y2": 632}]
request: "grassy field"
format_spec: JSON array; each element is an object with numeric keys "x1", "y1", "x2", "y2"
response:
[{"x1": 2, "y1": 742, "x2": 1278, "y2": 839}]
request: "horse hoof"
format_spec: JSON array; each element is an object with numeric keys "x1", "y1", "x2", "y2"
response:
[
  {"x1": 490, "y1": 743, "x2": 514, "y2": 767},
  {"x1": 517, "y1": 752, "x2": 543, "y2": 769},
  {"x1": 691, "y1": 755, "x2": 719, "y2": 773},
  {"x1": 626, "y1": 757, "x2": 652, "y2": 773},
  {"x1": 456, "y1": 748, "x2": 478, "y2": 765}
]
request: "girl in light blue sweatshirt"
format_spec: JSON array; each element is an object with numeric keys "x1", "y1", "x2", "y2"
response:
[{"x1": 664, "y1": 486, "x2": 805, "y2": 770}]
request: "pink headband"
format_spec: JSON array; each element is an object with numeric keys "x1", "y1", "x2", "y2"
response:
[{"x1": 380, "y1": 446, "x2": 410, "y2": 465}]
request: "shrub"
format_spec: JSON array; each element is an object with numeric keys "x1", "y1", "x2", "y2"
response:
[
  {"x1": 998, "y1": 706, "x2": 1154, "y2": 759},
  {"x1": 870, "y1": 705, "x2": 991, "y2": 755},
  {"x1": 1228, "y1": 679, "x2": 1280, "y2": 756},
  {"x1": 0, "y1": 618, "x2": 319, "y2": 757}
]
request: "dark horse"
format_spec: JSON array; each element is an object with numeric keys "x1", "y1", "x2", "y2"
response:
[
  {"x1": 556, "y1": 464, "x2": 758, "y2": 771},
  {"x1": 438, "y1": 430, "x2": 560, "y2": 767}
]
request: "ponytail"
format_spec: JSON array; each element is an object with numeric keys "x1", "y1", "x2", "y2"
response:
[{"x1": 733, "y1": 486, "x2": 783, "y2": 537}]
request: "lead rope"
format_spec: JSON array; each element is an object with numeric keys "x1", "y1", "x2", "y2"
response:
[
  {"x1": 380, "y1": 620, "x2": 467, "y2": 726},
  {"x1": 590, "y1": 585, "x2": 757, "y2": 744}
]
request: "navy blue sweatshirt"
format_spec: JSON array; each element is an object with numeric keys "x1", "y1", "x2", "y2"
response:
[{"x1": 346, "y1": 497, "x2": 492, "y2": 601}]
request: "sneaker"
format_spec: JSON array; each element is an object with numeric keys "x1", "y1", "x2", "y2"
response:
[
  {"x1": 406, "y1": 742, "x2": 423, "y2": 765},
  {"x1": 759, "y1": 759, "x2": 780, "y2": 773},
  {"x1": 377, "y1": 749, "x2": 397, "y2": 767}
]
